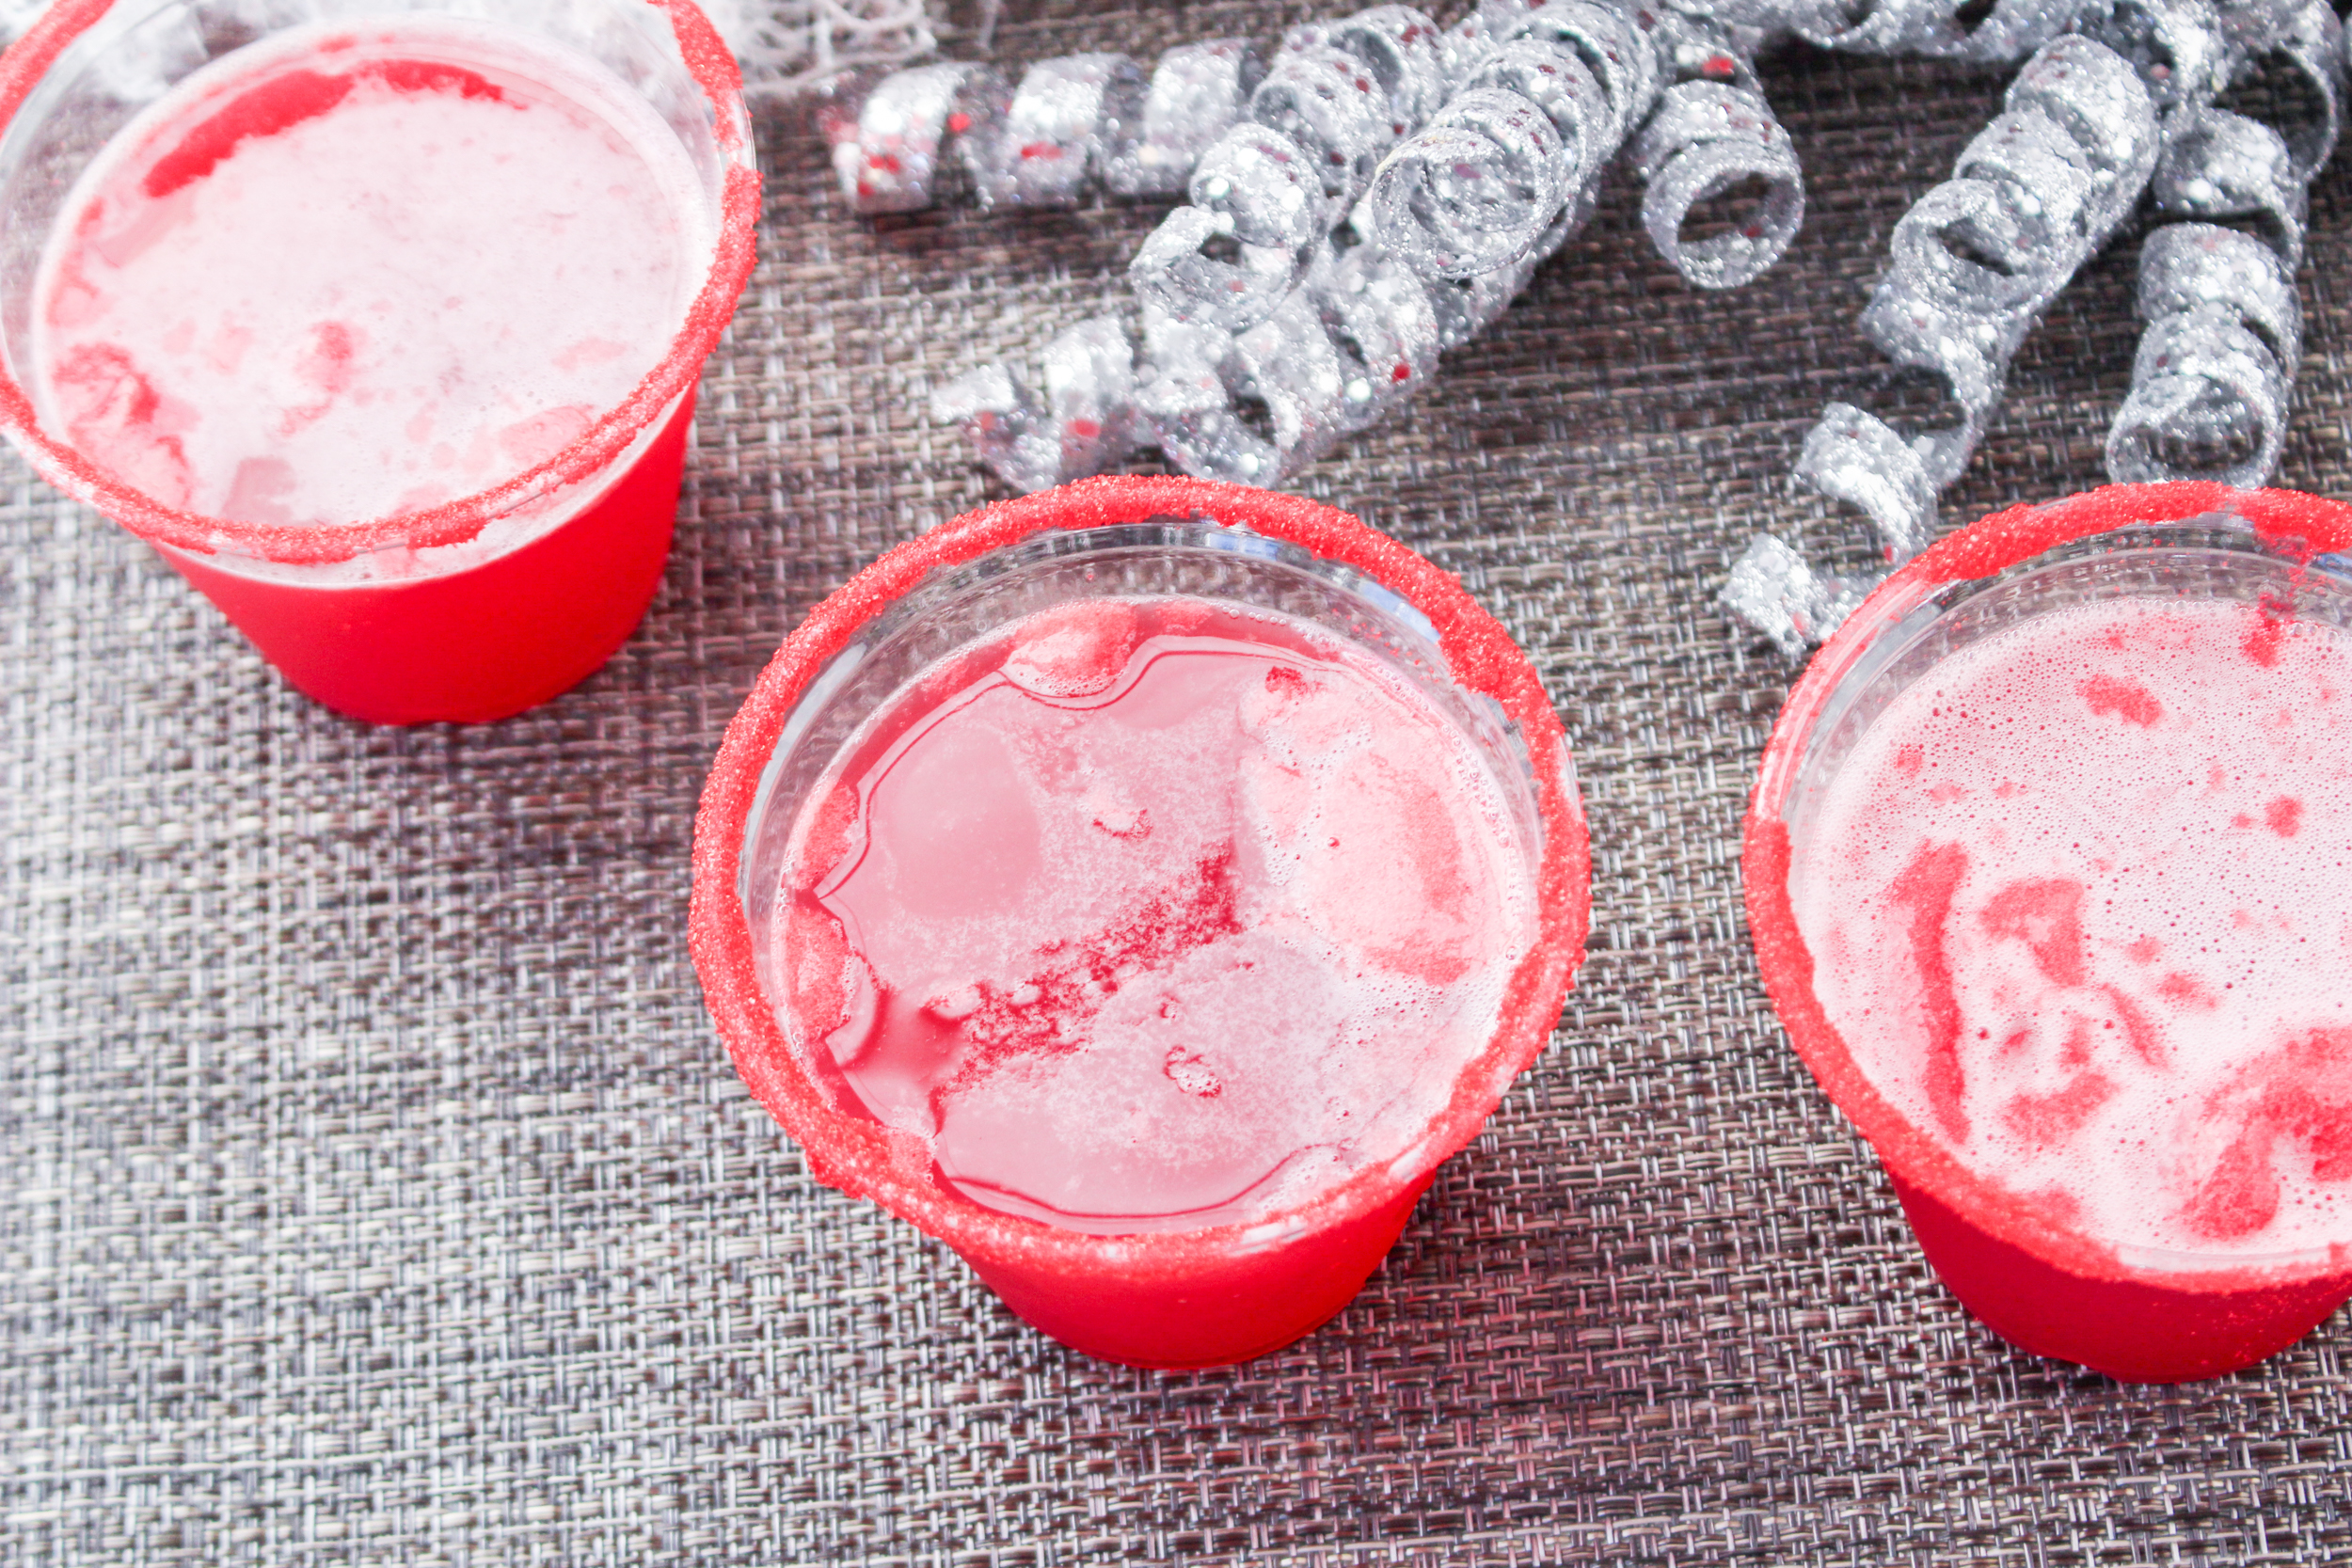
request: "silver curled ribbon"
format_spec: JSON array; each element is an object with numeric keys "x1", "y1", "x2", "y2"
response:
[
  {"x1": 822, "y1": 39, "x2": 1263, "y2": 213},
  {"x1": 2106, "y1": 0, "x2": 2343, "y2": 486},
  {"x1": 1367, "y1": 1, "x2": 1656, "y2": 283},
  {"x1": 935, "y1": 8, "x2": 1462, "y2": 490},
  {"x1": 820, "y1": 62, "x2": 1014, "y2": 213},
  {"x1": 1724, "y1": 30, "x2": 2162, "y2": 652}
]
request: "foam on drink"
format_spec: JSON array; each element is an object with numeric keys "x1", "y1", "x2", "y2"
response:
[
  {"x1": 28, "y1": 15, "x2": 709, "y2": 527},
  {"x1": 770, "y1": 596, "x2": 1541, "y2": 1234},
  {"x1": 1792, "y1": 594, "x2": 2352, "y2": 1258}
]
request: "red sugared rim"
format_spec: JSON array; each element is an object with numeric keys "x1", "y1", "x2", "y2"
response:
[
  {"x1": 690, "y1": 476, "x2": 1592, "y2": 1286},
  {"x1": 0, "y1": 0, "x2": 759, "y2": 566},
  {"x1": 1744, "y1": 482, "x2": 2352, "y2": 1295}
]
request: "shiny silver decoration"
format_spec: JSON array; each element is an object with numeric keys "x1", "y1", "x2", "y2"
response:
[
  {"x1": 2106, "y1": 0, "x2": 2343, "y2": 486},
  {"x1": 997, "y1": 54, "x2": 1149, "y2": 207},
  {"x1": 1369, "y1": 1, "x2": 1659, "y2": 283},
  {"x1": 1629, "y1": 16, "x2": 1804, "y2": 290},
  {"x1": 1187, "y1": 124, "x2": 1328, "y2": 248},
  {"x1": 1720, "y1": 532, "x2": 1882, "y2": 659},
  {"x1": 823, "y1": 39, "x2": 1261, "y2": 212},
  {"x1": 822, "y1": 61, "x2": 1014, "y2": 213},
  {"x1": 1248, "y1": 40, "x2": 1402, "y2": 214},
  {"x1": 1131, "y1": 11, "x2": 1438, "y2": 340},
  {"x1": 1367, "y1": 87, "x2": 1573, "y2": 278},
  {"x1": 1314, "y1": 245, "x2": 1447, "y2": 429},
  {"x1": 882, "y1": 0, "x2": 2340, "y2": 514},
  {"x1": 931, "y1": 317, "x2": 1146, "y2": 493},
  {"x1": 1725, "y1": 0, "x2": 2348, "y2": 655},
  {"x1": 1701, "y1": 0, "x2": 2079, "y2": 62},
  {"x1": 929, "y1": 361, "x2": 1062, "y2": 494},
  {"x1": 1122, "y1": 7, "x2": 1468, "y2": 483},
  {"x1": 1724, "y1": 32, "x2": 2163, "y2": 652},
  {"x1": 1128, "y1": 204, "x2": 1307, "y2": 335},
  {"x1": 1104, "y1": 40, "x2": 1269, "y2": 198},
  {"x1": 1795, "y1": 402, "x2": 1939, "y2": 561},
  {"x1": 921, "y1": 0, "x2": 1804, "y2": 489}
]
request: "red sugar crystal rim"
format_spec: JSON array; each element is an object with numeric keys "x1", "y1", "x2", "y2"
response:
[
  {"x1": 0, "y1": 0, "x2": 759, "y2": 566},
  {"x1": 690, "y1": 476, "x2": 1592, "y2": 1281},
  {"x1": 1745, "y1": 482, "x2": 2352, "y2": 1294}
]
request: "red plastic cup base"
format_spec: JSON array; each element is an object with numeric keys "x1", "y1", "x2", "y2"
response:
[
  {"x1": 156, "y1": 393, "x2": 692, "y2": 725},
  {"x1": 1889, "y1": 1171, "x2": 2352, "y2": 1384},
  {"x1": 968, "y1": 1178, "x2": 1431, "y2": 1370}
]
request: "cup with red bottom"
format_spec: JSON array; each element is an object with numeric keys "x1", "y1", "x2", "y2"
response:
[
  {"x1": 691, "y1": 476, "x2": 1591, "y2": 1368},
  {"x1": 1747, "y1": 483, "x2": 2352, "y2": 1383},
  {"x1": 0, "y1": 0, "x2": 759, "y2": 723}
]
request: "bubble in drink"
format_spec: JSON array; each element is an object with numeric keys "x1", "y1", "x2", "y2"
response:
[
  {"x1": 769, "y1": 596, "x2": 1542, "y2": 1234},
  {"x1": 1793, "y1": 594, "x2": 2352, "y2": 1257}
]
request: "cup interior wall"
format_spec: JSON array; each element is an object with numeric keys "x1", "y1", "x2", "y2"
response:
[{"x1": 738, "y1": 520, "x2": 1552, "y2": 1045}]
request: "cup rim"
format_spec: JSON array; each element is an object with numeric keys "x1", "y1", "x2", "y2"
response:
[
  {"x1": 690, "y1": 474, "x2": 1592, "y2": 1283},
  {"x1": 1744, "y1": 481, "x2": 2352, "y2": 1294},
  {"x1": 0, "y1": 0, "x2": 759, "y2": 567}
]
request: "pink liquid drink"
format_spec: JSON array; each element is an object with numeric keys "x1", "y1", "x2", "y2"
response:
[
  {"x1": 692, "y1": 478, "x2": 1591, "y2": 1367},
  {"x1": 0, "y1": 0, "x2": 757, "y2": 723},
  {"x1": 1748, "y1": 484, "x2": 2352, "y2": 1381}
]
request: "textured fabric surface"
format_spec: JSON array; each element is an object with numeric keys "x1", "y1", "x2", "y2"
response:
[{"x1": 7, "y1": 4, "x2": 2352, "y2": 1562}]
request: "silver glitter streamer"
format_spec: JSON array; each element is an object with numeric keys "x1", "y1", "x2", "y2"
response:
[
  {"x1": 2152, "y1": 106, "x2": 2306, "y2": 257},
  {"x1": 1132, "y1": 10, "x2": 1438, "y2": 334},
  {"x1": 1724, "y1": 32, "x2": 2162, "y2": 652},
  {"x1": 1249, "y1": 40, "x2": 1404, "y2": 213},
  {"x1": 930, "y1": 362, "x2": 1061, "y2": 493},
  {"x1": 825, "y1": 61, "x2": 1013, "y2": 213},
  {"x1": 1135, "y1": 315, "x2": 1279, "y2": 483},
  {"x1": 1367, "y1": 86, "x2": 1572, "y2": 278},
  {"x1": 1720, "y1": 533, "x2": 1881, "y2": 658},
  {"x1": 1421, "y1": 252, "x2": 1543, "y2": 350},
  {"x1": 1702, "y1": 0, "x2": 2086, "y2": 63},
  {"x1": 887, "y1": 0, "x2": 2336, "y2": 515},
  {"x1": 1129, "y1": 203, "x2": 1309, "y2": 335},
  {"x1": 1626, "y1": 66, "x2": 1805, "y2": 289},
  {"x1": 998, "y1": 54, "x2": 1149, "y2": 207},
  {"x1": 1307, "y1": 5, "x2": 1455, "y2": 132},
  {"x1": 1795, "y1": 402, "x2": 1939, "y2": 561},
  {"x1": 1853, "y1": 35, "x2": 2157, "y2": 487},
  {"x1": 931, "y1": 317, "x2": 1147, "y2": 493},
  {"x1": 824, "y1": 39, "x2": 1261, "y2": 212},
  {"x1": 1368, "y1": 0, "x2": 1660, "y2": 283},
  {"x1": 1312, "y1": 246, "x2": 1446, "y2": 428},
  {"x1": 1512, "y1": 0, "x2": 1661, "y2": 145},
  {"x1": 2105, "y1": 0, "x2": 2343, "y2": 486},
  {"x1": 1104, "y1": 40, "x2": 1268, "y2": 198},
  {"x1": 1188, "y1": 124, "x2": 1329, "y2": 249}
]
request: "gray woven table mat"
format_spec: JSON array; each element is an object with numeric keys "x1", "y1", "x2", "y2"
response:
[{"x1": 6, "y1": 3, "x2": 2352, "y2": 1561}]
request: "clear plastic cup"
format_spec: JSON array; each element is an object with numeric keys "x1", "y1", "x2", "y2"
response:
[
  {"x1": 0, "y1": 0, "x2": 758, "y2": 723},
  {"x1": 691, "y1": 475, "x2": 1592, "y2": 1368},
  {"x1": 1746, "y1": 483, "x2": 2352, "y2": 1382}
]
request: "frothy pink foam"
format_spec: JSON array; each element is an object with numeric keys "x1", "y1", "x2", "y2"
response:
[
  {"x1": 1794, "y1": 596, "x2": 2352, "y2": 1256},
  {"x1": 29, "y1": 16, "x2": 707, "y2": 528}
]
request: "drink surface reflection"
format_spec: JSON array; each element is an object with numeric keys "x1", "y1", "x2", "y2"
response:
[{"x1": 774, "y1": 595, "x2": 1538, "y2": 1234}]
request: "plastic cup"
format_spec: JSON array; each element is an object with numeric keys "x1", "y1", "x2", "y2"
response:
[
  {"x1": 691, "y1": 476, "x2": 1591, "y2": 1368},
  {"x1": 0, "y1": 0, "x2": 758, "y2": 724},
  {"x1": 1745, "y1": 483, "x2": 2352, "y2": 1383}
]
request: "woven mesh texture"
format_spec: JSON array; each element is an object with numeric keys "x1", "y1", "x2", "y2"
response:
[{"x1": 6, "y1": 3, "x2": 2352, "y2": 1562}]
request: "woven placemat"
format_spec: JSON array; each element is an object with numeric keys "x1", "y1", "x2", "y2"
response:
[{"x1": 5, "y1": 4, "x2": 2352, "y2": 1562}]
